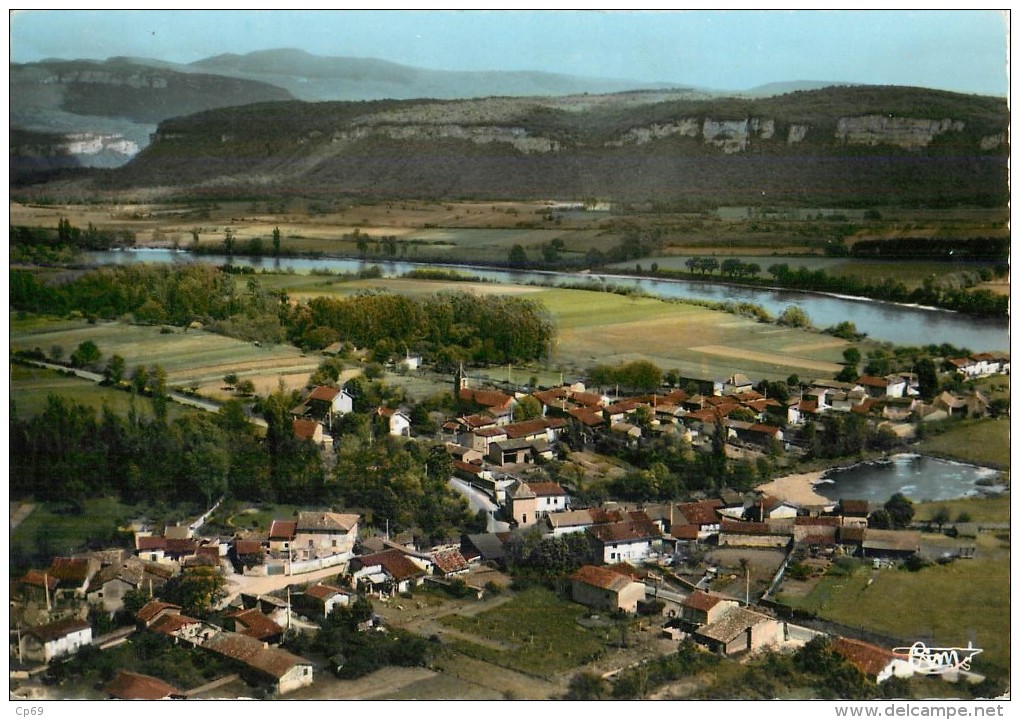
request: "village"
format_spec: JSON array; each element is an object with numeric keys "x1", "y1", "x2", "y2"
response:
[{"x1": 9, "y1": 346, "x2": 1009, "y2": 700}]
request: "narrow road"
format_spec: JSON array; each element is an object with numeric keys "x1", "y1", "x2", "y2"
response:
[{"x1": 18, "y1": 359, "x2": 267, "y2": 428}]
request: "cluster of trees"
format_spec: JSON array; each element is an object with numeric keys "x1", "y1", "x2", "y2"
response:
[
  {"x1": 502, "y1": 528, "x2": 594, "y2": 577},
  {"x1": 11, "y1": 218, "x2": 136, "y2": 251},
  {"x1": 800, "y1": 414, "x2": 900, "y2": 459},
  {"x1": 868, "y1": 493, "x2": 915, "y2": 530},
  {"x1": 285, "y1": 597, "x2": 431, "y2": 679},
  {"x1": 587, "y1": 359, "x2": 663, "y2": 393},
  {"x1": 683, "y1": 256, "x2": 761, "y2": 278},
  {"x1": 290, "y1": 291, "x2": 555, "y2": 367},
  {"x1": 9, "y1": 393, "x2": 322, "y2": 511},
  {"x1": 11, "y1": 265, "x2": 557, "y2": 363}
]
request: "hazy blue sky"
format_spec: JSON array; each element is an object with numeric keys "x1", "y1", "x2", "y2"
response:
[{"x1": 8, "y1": 9, "x2": 1009, "y2": 95}]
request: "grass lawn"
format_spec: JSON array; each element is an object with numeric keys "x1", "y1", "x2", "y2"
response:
[
  {"x1": 919, "y1": 418, "x2": 1011, "y2": 469},
  {"x1": 776, "y1": 532, "x2": 1010, "y2": 675},
  {"x1": 915, "y1": 494, "x2": 1011, "y2": 525},
  {"x1": 438, "y1": 586, "x2": 608, "y2": 677}
]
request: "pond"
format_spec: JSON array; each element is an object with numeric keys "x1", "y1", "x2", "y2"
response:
[{"x1": 813, "y1": 454, "x2": 1004, "y2": 503}]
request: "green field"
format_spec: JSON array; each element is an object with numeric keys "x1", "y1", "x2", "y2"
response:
[
  {"x1": 915, "y1": 495, "x2": 1012, "y2": 525},
  {"x1": 10, "y1": 364, "x2": 194, "y2": 421},
  {"x1": 9, "y1": 313, "x2": 321, "y2": 399},
  {"x1": 776, "y1": 532, "x2": 1010, "y2": 674},
  {"x1": 10, "y1": 498, "x2": 150, "y2": 573},
  {"x1": 439, "y1": 586, "x2": 608, "y2": 676},
  {"x1": 919, "y1": 418, "x2": 1011, "y2": 469}
]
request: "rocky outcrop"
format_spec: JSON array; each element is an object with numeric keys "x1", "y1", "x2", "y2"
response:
[
  {"x1": 836, "y1": 116, "x2": 964, "y2": 149},
  {"x1": 64, "y1": 133, "x2": 139, "y2": 157},
  {"x1": 607, "y1": 117, "x2": 775, "y2": 153},
  {"x1": 41, "y1": 70, "x2": 170, "y2": 89},
  {"x1": 980, "y1": 133, "x2": 1006, "y2": 150},
  {"x1": 330, "y1": 124, "x2": 559, "y2": 154},
  {"x1": 787, "y1": 124, "x2": 810, "y2": 144}
]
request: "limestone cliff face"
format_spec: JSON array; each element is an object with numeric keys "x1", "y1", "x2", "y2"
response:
[
  {"x1": 63, "y1": 133, "x2": 140, "y2": 157},
  {"x1": 329, "y1": 124, "x2": 559, "y2": 154},
  {"x1": 835, "y1": 115, "x2": 964, "y2": 148},
  {"x1": 41, "y1": 70, "x2": 170, "y2": 89},
  {"x1": 607, "y1": 116, "x2": 776, "y2": 153}
]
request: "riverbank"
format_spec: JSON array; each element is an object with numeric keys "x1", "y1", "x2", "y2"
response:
[{"x1": 755, "y1": 471, "x2": 835, "y2": 507}]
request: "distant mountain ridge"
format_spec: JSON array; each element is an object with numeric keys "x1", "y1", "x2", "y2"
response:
[{"x1": 91, "y1": 85, "x2": 1008, "y2": 207}]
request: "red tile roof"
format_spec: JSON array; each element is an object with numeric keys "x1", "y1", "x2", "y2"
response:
[
  {"x1": 203, "y1": 632, "x2": 311, "y2": 680},
  {"x1": 269, "y1": 519, "x2": 297, "y2": 540},
  {"x1": 683, "y1": 589, "x2": 725, "y2": 612},
  {"x1": 137, "y1": 599, "x2": 182, "y2": 624},
  {"x1": 228, "y1": 608, "x2": 283, "y2": 640},
  {"x1": 47, "y1": 557, "x2": 91, "y2": 583},
  {"x1": 306, "y1": 583, "x2": 347, "y2": 601},
  {"x1": 105, "y1": 670, "x2": 181, "y2": 700},
  {"x1": 839, "y1": 526, "x2": 866, "y2": 544},
  {"x1": 24, "y1": 617, "x2": 91, "y2": 643},
  {"x1": 840, "y1": 500, "x2": 871, "y2": 516},
  {"x1": 292, "y1": 418, "x2": 321, "y2": 441},
  {"x1": 671, "y1": 525, "x2": 700, "y2": 540},
  {"x1": 136, "y1": 535, "x2": 166, "y2": 551},
  {"x1": 831, "y1": 637, "x2": 905, "y2": 678},
  {"x1": 526, "y1": 481, "x2": 567, "y2": 497},
  {"x1": 461, "y1": 414, "x2": 497, "y2": 429},
  {"x1": 432, "y1": 549, "x2": 470, "y2": 575},
  {"x1": 571, "y1": 391, "x2": 606, "y2": 407},
  {"x1": 356, "y1": 549, "x2": 426, "y2": 582},
  {"x1": 588, "y1": 517, "x2": 660, "y2": 544},
  {"x1": 21, "y1": 570, "x2": 59, "y2": 591},
  {"x1": 568, "y1": 407, "x2": 606, "y2": 426},
  {"x1": 460, "y1": 388, "x2": 513, "y2": 409},
  {"x1": 720, "y1": 519, "x2": 770, "y2": 535},
  {"x1": 309, "y1": 385, "x2": 341, "y2": 402},
  {"x1": 149, "y1": 613, "x2": 202, "y2": 636},
  {"x1": 236, "y1": 540, "x2": 263, "y2": 555},
  {"x1": 571, "y1": 564, "x2": 637, "y2": 592},
  {"x1": 677, "y1": 500, "x2": 723, "y2": 527}
]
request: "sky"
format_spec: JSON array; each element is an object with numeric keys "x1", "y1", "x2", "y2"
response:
[{"x1": 7, "y1": 9, "x2": 1011, "y2": 96}]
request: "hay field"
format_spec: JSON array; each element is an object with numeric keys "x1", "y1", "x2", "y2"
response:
[
  {"x1": 533, "y1": 288, "x2": 847, "y2": 381},
  {"x1": 9, "y1": 314, "x2": 320, "y2": 396}
]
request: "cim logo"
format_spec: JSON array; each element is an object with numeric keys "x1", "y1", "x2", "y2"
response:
[{"x1": 892, "y1": 641, "x2": 984, "y2": 674}]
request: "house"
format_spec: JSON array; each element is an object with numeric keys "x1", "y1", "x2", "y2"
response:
[
  {"x1": 528, "y1": 481, "x2": 569, "y2": 515},
  {"x1": 718, "y1": 520, "x2": 789, "y2": 548},
  {"x1": 226, "y1": 608, "x2": 284, "y2": 644},
  {"x1": 298, "y1": 583, "x2": 350, "y2": 618},
  {"x1": 292, "y1": 418, "x2": 324, "y2": 444},
  {"x1": 18, "y1": 570, "x2": 59, "y2": 607},
  {"x1": 571, "y1": 564, "x2": 647, "y2": 613},
  {"x1": 351, "y1": 549, "x2": 427, "y2": 595},
  {"x1": 838, "y1": 499, "x2": 871, "y2": 526},
  {"x1": 268, "y1": 519, "x2": 298, "y2": 554},
  {"x1": 487, "y1": 437, "x2": 550, "y2": 466},
  {"x1": 431, "y1": 549, "x2": 470, "y2": 576},
  {"x1": 587, "y1": 511, "x2": 662, "y2": 564},
  {"x1": 793, "y1": 516, "x2": 840, "y2": 544},
  {"x1": 460, "y1": 532, "x2": 512, "y2": 563},
  {"x1": 18, "y1": 617, "x2": 93, "y2": 663},
  {"x1": 148, "y1": 612, "x2": 209, "y2": 645},
  {"x1": 105, "y1": 670, "x2": 183, "y2": 700},
  {"x1": 693, "y1": 606, "x2": 784, "y2": 656},
  {"x1": 747, "y1": 495, "x2": 798, "y2": 522},
  {"x1": 376, "y1": 406, "x2": 412, "y2": 436},
  {"x1": 202, "y1": 632, "x2": 313, "y2": 695},
  {"x1": 306, "y1": 385, "x2": 353, "y2": 428},
  {"x1": 86, "y1": 559, "x2": 146, "y2": 614},
  {"x1": 293, "y1": 511, "x2": 360, "y2": 560},
  {"x1": 46, "y1": 556, "x2": 99, "y2": 597},
  {"x1": 680, "y1": 590, "x2": 740, "y2": 627},
  {"x1": 136, "y1": 599, "x2": 183, "y2": 628},
  {"x1": 543, "y1": 509, "x2": 599, "y2": 537},
  {"x1": 675, "y1": 500, "x2": 723, "y2": 540},
  {"x1": 719, "y1": 373, "x2": 754, "y2": 396},
  {"x1": 856, "y1": 375, "x2": 906, "y2": 399},
  {"x1": 831, "y1": 637, "x2": 915, "y2": 683},
  {"x1": 861, "y1": 529, "x2": 921, "y2": 558},
  {"x1": 505, "y1": 480, "x2": 538, "y2": 526}
]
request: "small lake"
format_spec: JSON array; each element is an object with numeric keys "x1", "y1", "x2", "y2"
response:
[{"x1": 813, "y1": 454, "x2": 1004, "y2": 503}]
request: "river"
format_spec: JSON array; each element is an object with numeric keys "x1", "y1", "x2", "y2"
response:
[
  {"x1": 78, "y1": 248, "x2": 1009, "y2": 351},
  {"x1": 813, "y1": 454, "x2": 1005, "y2": 503}
]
